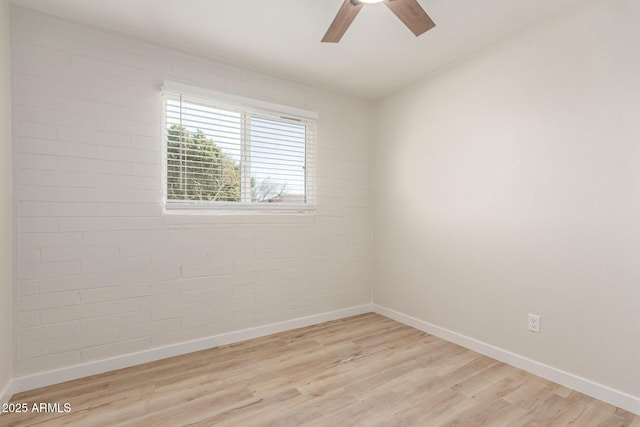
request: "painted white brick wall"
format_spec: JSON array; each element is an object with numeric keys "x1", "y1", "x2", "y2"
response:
[
  {"x1": 12, "y1": 7, "x2": 373, "y2": 376},
  {"x1": 0, "y1": 0, "x2": 13, "y2": 401}
]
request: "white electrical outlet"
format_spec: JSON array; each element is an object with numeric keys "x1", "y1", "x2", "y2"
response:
[{"x1": 528, "y1": 314, "x2": 540, "y2": 333}]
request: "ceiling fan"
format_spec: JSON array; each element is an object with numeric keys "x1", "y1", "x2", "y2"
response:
[{"x1": 322, "y1": 0, "x2": 435, "y2": 43}]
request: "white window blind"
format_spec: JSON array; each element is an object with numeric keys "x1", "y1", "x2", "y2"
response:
[{"x1": 164, "y1": 87, "x2": 316, "y2": 211}]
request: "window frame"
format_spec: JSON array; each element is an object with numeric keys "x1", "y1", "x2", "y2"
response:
[{"x1": 161, "y1": 82, "x2": 317, "y2": 214}]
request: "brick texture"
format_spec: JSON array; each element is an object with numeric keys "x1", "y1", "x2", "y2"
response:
[{"x1": 12, "y1": 8, "x2": 372, "y2": 376}]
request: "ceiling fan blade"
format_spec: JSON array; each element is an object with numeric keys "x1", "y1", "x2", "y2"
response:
[
  {"x1": 322, "y1": 0, "x2": 365, "y2": 43},
  {"x1": 383, "y1": 0, "x2": 435, "y2": 37}
]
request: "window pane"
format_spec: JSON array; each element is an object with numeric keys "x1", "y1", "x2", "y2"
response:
[
  {"x1": 249, "y1": 116, "x2": 307, "y2": 204},
  {"x1": 166, "y1": 97, "x2": 242, "y2": 202}
]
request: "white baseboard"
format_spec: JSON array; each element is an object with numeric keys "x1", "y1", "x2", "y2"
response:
[
  {"x1": 13, "y1": 304, "x2": 373, "y2": 394},
  {"x1": 372, "y1": 304, "x2": 640, "y2": 416},
  {"x1": 0, "y1": 379, "x2": 12, "y2": 407}
]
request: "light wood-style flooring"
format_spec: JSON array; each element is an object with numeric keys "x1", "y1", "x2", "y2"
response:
[{"x1": 3, "y1": 313, "x2": 639, "y2": 426}]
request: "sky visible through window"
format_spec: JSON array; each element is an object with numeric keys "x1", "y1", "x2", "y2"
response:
[{"x1": 250, "y1": 116, "x2": 306, "y2": 196}]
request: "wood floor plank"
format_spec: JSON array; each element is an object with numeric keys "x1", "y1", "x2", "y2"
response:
[{"x1": 3, "y1": 313, "x2": 638, "y2": 426}]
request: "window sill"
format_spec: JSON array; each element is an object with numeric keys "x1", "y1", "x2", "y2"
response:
[{"x1": 164, "y1": 202, "x2": 316, "y2": 216}]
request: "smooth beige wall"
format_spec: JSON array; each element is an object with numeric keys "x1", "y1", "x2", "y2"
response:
[
  {"x1": 0, "y1": 0, "x2": 14, "y2": 402},
  {"x1": 374, "y1": 0, "x2": 640, "y2": 397}
]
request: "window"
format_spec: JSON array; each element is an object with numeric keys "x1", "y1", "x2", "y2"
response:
[{"x1": 163, "y1": 83, "x2": 316, "y2": 211}]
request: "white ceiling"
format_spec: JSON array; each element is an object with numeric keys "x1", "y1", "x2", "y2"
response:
[{"x1": 11, "y1": 0, "x2": 587, "y2": 100}]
